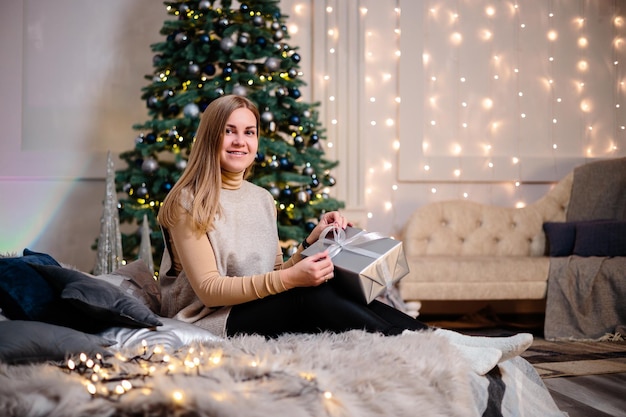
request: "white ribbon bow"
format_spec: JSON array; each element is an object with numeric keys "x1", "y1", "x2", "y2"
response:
[{"x1": 318, "y1": 226, "x2": 398, "y2": 290}]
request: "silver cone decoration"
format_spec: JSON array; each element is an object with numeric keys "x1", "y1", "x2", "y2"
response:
[
  {"x1": 139, "y1": 214, "x2": 155, "y2": 276},
  {"x1": 93, "y1": 151, "x2": 123, "y2": 275}
]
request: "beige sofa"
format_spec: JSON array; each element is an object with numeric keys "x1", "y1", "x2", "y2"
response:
[{"x1": 398, "y1": 172, "x2": 573, "y2": 308}]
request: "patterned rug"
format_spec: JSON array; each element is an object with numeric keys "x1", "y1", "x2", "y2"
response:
[{"x1": 521, "y1": 337, "x2": 626, "y2": 378}]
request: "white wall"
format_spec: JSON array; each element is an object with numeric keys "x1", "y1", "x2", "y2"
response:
[{"x1": 1, "y1": 0, "x2": 624, "y2": 271}]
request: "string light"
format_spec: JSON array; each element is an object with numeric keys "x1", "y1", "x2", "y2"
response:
[{"x1": 287, "y1": 1, "x2": 624, "y2": 235}]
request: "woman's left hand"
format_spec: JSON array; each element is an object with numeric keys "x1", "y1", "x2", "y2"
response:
[{"x1": 305, "y1": 211, "x2": 351, "y2": 245}]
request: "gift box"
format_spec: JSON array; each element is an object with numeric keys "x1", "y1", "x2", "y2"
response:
[{"x1": 301, "y1": 226, "x2": 410, "y2": 304}]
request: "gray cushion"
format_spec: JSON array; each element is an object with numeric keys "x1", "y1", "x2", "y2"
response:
[
  {"x1": 29, "y1": 264, "x2": 162, "y2": 330},
  {"x1": 0, "y1": 320, "x2": 114, "y2": 364}
]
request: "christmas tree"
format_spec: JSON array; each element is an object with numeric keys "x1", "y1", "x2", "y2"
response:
[{"x1": 112, "y1": 0, "x2": 344, "y2": 272}]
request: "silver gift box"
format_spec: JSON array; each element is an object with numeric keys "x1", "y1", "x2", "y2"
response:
[{"x1": 301, "y1": 226, "x2": 410, "y2": 304}]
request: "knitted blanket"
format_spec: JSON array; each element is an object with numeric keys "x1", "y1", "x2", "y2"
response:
[{"x1": 544, "y1": 158, "x2": 626, "y2": 340}]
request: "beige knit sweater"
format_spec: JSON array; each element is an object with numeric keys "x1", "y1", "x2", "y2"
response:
[{"x1": 159, "y1": 171, "x2": 301, "y2": 337}]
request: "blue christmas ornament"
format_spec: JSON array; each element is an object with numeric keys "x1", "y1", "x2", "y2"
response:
[
  {"x1": 289, "y1": 88, "x2": 301, "y2": 99},
  {"x1": 146, "y1": 133, "x2": 157, "y2": 144},
  {"x1": 256, "y1": 37, "x2": 267, "y2": 47},
  {"x1": 279, "y1": 156, "x2": 291, "y2": 168},
  {"x1": 281, "y1": 187, "x2": 293, "y2": 198},
  {"x1": 199, "y1": 34, "x2": 210, "y2": 43},
  {"x1": 289, "y1": 115, "x2": 300, "y2": 125},
  {"x1": 204, "y1": 63, "x2": 216, "y2": 75},
  {"x1": 255, "y1": 152, "x2": 265, "y2": 162}
]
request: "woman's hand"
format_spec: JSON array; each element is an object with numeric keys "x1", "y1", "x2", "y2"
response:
[
  {"x1": 305, "y1": 211, "x2": 352, "y2": 246},
  {"x1": 280, "y1": 250, "x2": 334, "y2": 288}
]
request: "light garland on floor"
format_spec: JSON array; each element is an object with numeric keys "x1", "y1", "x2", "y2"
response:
[{"x1": 60, "y1": 341, "x2": 338, "y2": 411}]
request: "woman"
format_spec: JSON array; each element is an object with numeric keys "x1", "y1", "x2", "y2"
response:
[{"x1": 158, "y1": 95, "x2": 532, "y2": 375}]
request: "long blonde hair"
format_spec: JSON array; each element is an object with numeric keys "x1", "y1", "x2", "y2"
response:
[{"x1": 158, "y1": 95, "x2": 260, "y2": 234}]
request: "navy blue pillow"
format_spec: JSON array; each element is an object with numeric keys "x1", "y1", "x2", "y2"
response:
[
  {"x1": 0, "y1": 249, "x2": 60, "y2": 319},
  {"x1": 543, "y1": 220, "x2": 615, "y2": 257},
  {"x1": 573, "y1": 221, "x2": 626, "y2": 257},
  {"x1": 542, "y1": 222, "x2": 578, "y2": 257}
]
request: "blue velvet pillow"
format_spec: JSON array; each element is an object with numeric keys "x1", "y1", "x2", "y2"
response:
[
  {"x1": 543, "y1": 220, "x2": 615, "y2": 257},
  {"x1": 542, "y1": 222, "x2": 578, "y2": 257},
  {"x1": 573, "y1": 221, "x2": 626, "y2": 257},
  {"x1": 0, "y1": 249, "x2": 60, "y2": 320}
]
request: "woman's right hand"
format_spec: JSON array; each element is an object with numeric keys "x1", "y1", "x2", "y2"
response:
[{"x1": 280, "y1": 250, "x2": 335, "y2": 289}]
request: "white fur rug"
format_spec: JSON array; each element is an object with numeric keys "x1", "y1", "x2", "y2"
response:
[{"x1": 0, "y1": 330, "x2": 563, "y2": 417}]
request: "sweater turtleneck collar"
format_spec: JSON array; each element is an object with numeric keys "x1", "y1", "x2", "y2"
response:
[{"x1": 221, "y1": 169, "x2": 244, "y2": 190}]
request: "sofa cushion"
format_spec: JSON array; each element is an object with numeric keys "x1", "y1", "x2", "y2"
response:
[
  {"x1": 543, "y1": 220, "x2": 619, "y2": 257},
  {"x1": 573, "y1": 220, "x2": 626, "y2": 257},
  {"x1": 399, "y1": 255, "x2": 551, "y2": 300},
  {"x1": 542, "y1": 222, "x2": 578, "y2": 257}
]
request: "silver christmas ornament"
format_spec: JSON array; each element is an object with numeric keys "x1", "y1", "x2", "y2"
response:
[
  {"x1": 174, "y1": 33, "x2": 188, "y2": 44},
  {"x1": 188, "y1": 63, "x2": 200, "y2": 74},
  {"x1": 176, "y1": 159, "x2": 188, "y2": 170},
  {"x1": 265, "y1": 57, "x2": 281, "y2": 71},
  {"x1": 198, "y1": 0, "x2": 211, "y2": 10},
  {"x1": 253, "y1": 15, "x2": 265, "y2": 26},
  {"x1": 220, "y1": 37, "x2": 235, "y2": 52},
  {"x1": 287, "y1": 244, "x2": 298, "y2": 257},
  {"x1": 269, "y1": 185, "x2": 281, "y2": 198},
  {"x1": 238, "y1": 32, "x2": 250, "y2": 46},
  {"x1": 261, "y1": 110, "x2": 274, "y2": 123},
  {"x1": 137, "y1": 185, "x2": 149, "y2": 197},
  {"x1": 297, "y1": 190, "x2": 310, "y2": 204},
  {"x1": 183, "y1": 102, "x2": 200, "y2": 118},
  {"x1": 273, "y1": 30, "x2": 284, "y2": 41},
  {"x1": 141, "y1": 157, "x2": 159, "y2": 173},
  {"x1": 247, "y1": 64, "x2": 258, "y2": 74},
  {"x1": 232, "y1": 85, "x2": 247, "y2": 96}
]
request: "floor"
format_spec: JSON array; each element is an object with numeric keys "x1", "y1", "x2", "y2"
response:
[
  {"x1": 421, "y1": 311, "x2": 626, "y2": 417},
  {"x1": 543, "y1": 373, "x2": 626, "y2": 417}
]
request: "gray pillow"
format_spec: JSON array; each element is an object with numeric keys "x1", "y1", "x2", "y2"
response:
[
  {"x1": 0, "y1": 320, "x2": 114, "y2": 364},
  {"x1": 28, "y1": 264, "x2": 162, "y2": 330}
]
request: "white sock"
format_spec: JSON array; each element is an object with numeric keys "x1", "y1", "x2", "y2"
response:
[
  {"x1": 402, "y1": 330, "x2": 501, "y2": 375},
  {"x1": 450, "y1": 343, "x2": 502, "y2": 375},
  {"x1": 434, "y1": 329, "x2": 533, "y2": 362}
]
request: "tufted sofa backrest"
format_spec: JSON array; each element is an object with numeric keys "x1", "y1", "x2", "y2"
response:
[{"x1": 403, "y1": 172, "x2": 573, "y2": 257}]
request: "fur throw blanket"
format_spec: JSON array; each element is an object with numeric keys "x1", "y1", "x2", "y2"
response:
[{"x1": 0, "y1": 330, "x2": 563, "y2": 417}]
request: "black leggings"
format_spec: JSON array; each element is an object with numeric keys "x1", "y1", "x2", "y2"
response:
[{"x1": 226, "y1": 283, "x2": 428, "y2": 338}]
